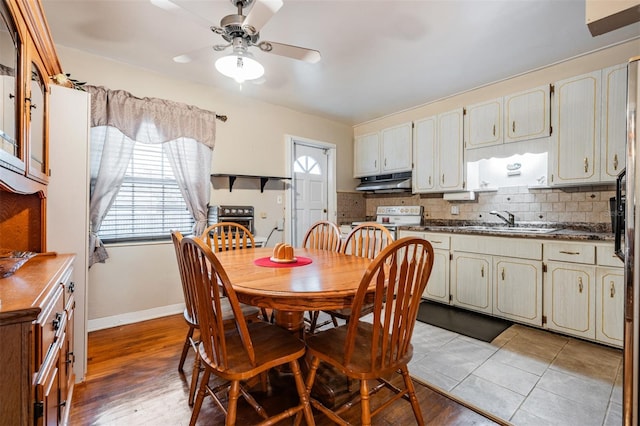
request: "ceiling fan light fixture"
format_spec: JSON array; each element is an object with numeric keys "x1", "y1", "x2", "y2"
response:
[{"x1": 215, "y1": 50, "x2": 264, "y2": 83}]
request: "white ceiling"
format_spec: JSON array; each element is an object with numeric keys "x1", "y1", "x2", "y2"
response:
[{"x1": 42, "y1": 0, "x2": 640, "y2": 125}]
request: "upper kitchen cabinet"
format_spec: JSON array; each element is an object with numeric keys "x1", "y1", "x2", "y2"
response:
[
  {"x1": 353, "y1": 132, "x2": 380, "y2": 177},
  {"x1": 504, "y1": 84, "x2": 551, "y2": 143},
  {"x1": 413, "y1": 109, "x2": 464, "y2": 193},
  {"x1": 438, "y1": 108, "x2": 465, "y2": 191},
  {"x1": 464, "y1": 98, "x2": 503, "y2": 149},
  {"x1": 549, "y1": 70, "x2": 602, "y2": 186},
  {"x1": 354, "y1": 122, "x2": 412, "y2": 177},
  {"x1": 0, "y1": 1, "x2": 21, "y2": 179},
  {"x1": 380, "y1": 122, "x2": 412, "y2": 173},
  {"x1": 0, "y1": 0, "x2": 63, "y2": 192},
  {"x1": 549, "y1": 65, "x2": 627, "y2": 186},
  {"x1": 601, "y1": 63, "x2": 627, "y2": 180}
]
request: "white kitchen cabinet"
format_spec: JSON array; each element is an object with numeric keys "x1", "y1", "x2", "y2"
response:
[
  {"x1": 354, "y1": 132, "x2": 380, "y2": 177},
  {"x1": 381, "y1": 122, "x2": 412, "y2": 173},
  {"x1": 595, "y1": 243, "x2": 624, "y2": 347},
  {"x1": 493, "y1": 256, "x2": 543, "y2": 326},
  {"x1": 413, "y1": 110, "x2": 464, "y2": 193},
  {"x1": 504, "y1": 84, "x2": 551, "y2": 143},
  {"x1": 595, "y1": 267, "x2": 624, "y2": 346},
  {"x1": 464, "y1": 98, "x2": 503, "y2": 149},
  {"x1": 354, "y1": 123, "x2": 412, "y2": 178},
  {"x1": 600, "y1": 63, "x2": 627, "y2": 181},
  {"x1": 544, "y1": 241, "x2": 597, "y2": 340},
  {"x1": 438, "y1": 108, "x2": 465, "y2": 191},
  {"x1": 549, "y1": 70, "x2": 601, "y2": 186},
  {"x1": 399, "y1": 230, "x2": 451, "y2": 304},
  {"x1": 452, "y1": 235, "x2": 542, "y2": 321},
  {"x1": 451, "y1": 252, "x2": 493, "y2": 314},
  {"x1": 413, "y1": 116, "x2": 437, "y2": 192}
]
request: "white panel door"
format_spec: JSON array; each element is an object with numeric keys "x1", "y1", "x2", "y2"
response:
[
  {"x1": 504, "y1": 84, "x2": 551, "y2": 143},
  {"x1": 465, "y1": 98, "x2": 502, "y2": 149},
  {"x1": 353, "y1": 132, "x2": 379, "y2": 177},
  {"x1": 601, "y1": 63, "x2": 627, "y2": 181},
  {"x1": 438, "y1": 108, "x2": 464, "y2": 191},
  {"x1": 381, "y1": 122, "x2": 412, "y2": 173},
  {"x1": 452, "y1": 252, "x2": 492, "y2": 314},
  {"x1": 596, "y1": 267, "x2": 624, "y2": 346},
  {"x1": 493, "y1": 257, "x2": 542, "y2": 326},
  {"x1": 293, "y1": 143, "x2": 328, "y2": 247}
]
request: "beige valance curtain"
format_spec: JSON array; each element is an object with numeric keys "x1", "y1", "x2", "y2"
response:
[
  {"x1": 85, "y1": 85, "x2": 217, "y2": 148},
  {"x1": 86, "y1": 85, "x2": 215, "y2": 266}
]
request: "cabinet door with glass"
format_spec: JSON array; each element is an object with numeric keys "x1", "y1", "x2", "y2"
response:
[
  {"x1": 26, "y1": 46, "x2": 48, "y2": 183},
  {"x1": 0, "y1": 2, "x2": 21, "y2": 174}
]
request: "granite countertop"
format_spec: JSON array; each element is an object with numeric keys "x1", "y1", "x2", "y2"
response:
[{"x1": 401, "y1": 220, "x2": 615, "y2": 241}]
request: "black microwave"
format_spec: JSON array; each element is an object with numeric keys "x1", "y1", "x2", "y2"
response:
[{"x1": 613, "y1": 169, "x2": 626, "y2": 260}]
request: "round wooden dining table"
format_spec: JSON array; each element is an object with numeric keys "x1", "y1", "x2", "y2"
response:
[{"x1": 213, "y1": 247, "x2": 374, "y2": 333}]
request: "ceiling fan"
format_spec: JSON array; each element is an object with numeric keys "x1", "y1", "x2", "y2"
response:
[{"x1": 152, "y1": 0, "x2": 321, "y2": 83}]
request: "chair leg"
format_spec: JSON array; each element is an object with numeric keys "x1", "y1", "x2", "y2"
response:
[
  {"x1": 360, "y1": 379, "x2": 372, "y2": 426},
  {"x1": 188, "y1": 347, "x2": 201, "y2": 406},
  {"x1": 401, "y1": 367, "x2": 425, "y2": 426},
  {"x1": 330, "y1": 314, "x2": 339, "y2": 327},
  {"x1": 189, "y1": 367, "x2": 210, "y2": 426},
  {"x1": 226, "y1": 380, "x2": 241, "y2": 426},
  {"x1": 290, "y1": 359, "x2": 315, "y2": 426},
  {"x1": 309, "y1": 311, "x2": 319, "y2": 334},
  {"x1": 179, "y1": 325, "x2": 195, "y2": 372}
]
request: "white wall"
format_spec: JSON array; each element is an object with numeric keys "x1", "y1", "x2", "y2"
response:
[{"x1": 53, "y1": 46, "x2": 354, "y2": 327}]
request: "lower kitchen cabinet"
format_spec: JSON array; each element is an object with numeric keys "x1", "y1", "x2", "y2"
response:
[
  {"x1": 452, "y1": 252, "x2": 493, "y2": 314},
  {"x1": 0, "y1": 253, "x2": 75, "y2": 426},
  {"x1": 399, "y1": 230, "x2": 451, "y2": 304},
  {"x1": 543, "y1": 260, "x2": 596, "y2": 340},
  {"x1": 596, "y1": 267, "x2": 624, "y2": 346},
  {"x1": 493, "y1": 256, "x2": 543, "y2": 326}
]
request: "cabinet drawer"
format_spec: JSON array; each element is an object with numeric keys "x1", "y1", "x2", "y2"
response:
[
  {"x1": 597, "y1": 244, "x2": 623, "y2": 267},
  {"x1": 35, "y1": 285, "x2": 65, "y2": 367},
  {"x1": 60, "y1": 266, "x2": 74, "y2": 307},
  {"x1": 422, "y1": 233, "x2": 450, "y2": 250},
  {"x1": 453, "y1": 235, "x2": 542, "y2": 259},
  {"x1": 545, "y1": 242, "x2": 595, "y2": 264}
]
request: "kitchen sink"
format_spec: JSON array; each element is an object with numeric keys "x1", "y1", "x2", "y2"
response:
[{"x1": 460, "y1": 226, "x2": 558, "y2": 234}]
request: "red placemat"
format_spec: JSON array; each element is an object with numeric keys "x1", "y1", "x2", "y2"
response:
[{"x1": 254, "y1": 256, "x2": 313, "y2": 268}]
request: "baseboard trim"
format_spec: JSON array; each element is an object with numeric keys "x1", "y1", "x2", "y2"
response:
[{"x1": 88, "y1": 303, "x2": 185, "y2": 332}]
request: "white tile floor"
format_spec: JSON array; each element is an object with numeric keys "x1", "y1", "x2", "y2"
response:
[
  {"x1": 407, "y1": 321, "x2": 623, "y2": 426},
  {"x1": 313, "y1": 311, "x2": 623, "y2": 425}
]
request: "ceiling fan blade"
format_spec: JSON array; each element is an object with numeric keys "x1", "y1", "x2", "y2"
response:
[
  {"x1": 258, "y1": 41, "x2": 321, "y2": 64},
  {"x1": 242, "y1": 0, "x2": 283, "y2": 36}
]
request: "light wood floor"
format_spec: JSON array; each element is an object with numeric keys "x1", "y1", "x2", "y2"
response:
[{"x1": 69, "y1": 314, "x2": 501, "y2": 425}]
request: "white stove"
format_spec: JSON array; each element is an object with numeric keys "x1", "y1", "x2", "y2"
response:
[{"x1": 352, "y1": 205, "x2": 423, "y2": 239}]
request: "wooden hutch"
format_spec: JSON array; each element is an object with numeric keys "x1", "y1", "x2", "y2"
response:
[{"x1": 0, "y1": 1, "x2": 77, "y2": 425}]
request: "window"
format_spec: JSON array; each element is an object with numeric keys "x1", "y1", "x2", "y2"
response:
[
  {"x1": 98, "y1": 142, "x2": 193, "y2": 243},
  {"x1": 294, "y1": 155, "x2": 321, "y2": 175}
]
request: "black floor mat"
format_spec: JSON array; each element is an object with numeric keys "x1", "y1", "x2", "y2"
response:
[{"x1": 416, "y1": 300, "x2": 513, "y2": 343}]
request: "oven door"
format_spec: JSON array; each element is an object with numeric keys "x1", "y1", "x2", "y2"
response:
[{"x1": 615, "y1": 169, "x2": 626, "y2": 260}]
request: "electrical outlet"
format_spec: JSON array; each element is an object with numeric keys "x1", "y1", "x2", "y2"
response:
[
  {"x1": 260, "y1": 212, "x2": 267, "y2": 219},
  {"x1": 450, "y1": 205, "x2": 460, "y2": 215}
]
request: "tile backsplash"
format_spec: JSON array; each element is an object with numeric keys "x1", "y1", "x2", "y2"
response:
[{"x1": 338, "y1": 185, "x2": 615, "y2": 229}]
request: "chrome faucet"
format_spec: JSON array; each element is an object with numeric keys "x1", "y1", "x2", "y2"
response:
[{"x1": 490, "y1": 210, "x2": 515, "y2": 227}]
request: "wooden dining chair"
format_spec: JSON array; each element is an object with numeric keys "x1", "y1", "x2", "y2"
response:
[
  {"x1": 302, "y1": 221, "x2": 343, "y2": 332},
  {"x1": 171, "y1": 231, "x2": 261, "y2": 406},
  {"x1": 180, "y1": 236, "x2": 316, "y2": 426},
  {"x1": 302, "y1": 236, "x2": 434, "y2": 426},
  {"x1": 313, "y1": 222, "x2": 394, "y2": 332},
  {"x1": 200, "y1": 222, "x2": 271, "y2": 322},
  {"x1": 201, "y1": 222, "x2": 255, "y2": 252}
]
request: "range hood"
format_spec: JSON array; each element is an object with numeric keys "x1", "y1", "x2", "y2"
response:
[{"x1": 356, "y1": 171, "x2": 412, "y2": 193}]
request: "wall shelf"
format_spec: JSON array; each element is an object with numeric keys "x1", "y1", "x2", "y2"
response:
[{"x1": 211, "y1": 174, "x2": 291, "y2": 192}]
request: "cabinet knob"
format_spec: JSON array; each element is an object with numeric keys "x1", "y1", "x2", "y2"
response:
[
  {"x1": 492, "y1": 124, "x2": 496, "y2": 136},
  {"x1": 8, "y1": 93, "x2": 14, "y2": 99},
  {"x1": 428, "y1": 176, "x2": 431, "y2": 186},
  {"x1": 512, "y1": 121, "x2": 516, "y2": 133},
  {"x1": 481, "y1": 265, "x2": 485, "y2": 278},
  {"x1": 578, "y1": 277, "x2": 583, "y2": 293},
  {"x1": 441, "y1": 174, "x2": 445, "y2": 184},
  {"x1": 610, "y1": 281, "x2": 615, "y2": 298},
  {"x1": 613, "y1": 155, "x2": 618, "y2": 171},
  {"x1": 68, "y1": 281, "x2": 75, "y2": 293},
  {"x1": 584, "y1": 157, "x2": 589, "y2": 173},
  {"x1": 501, "y1": 268, "x2": 505, "y2": 281}
]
